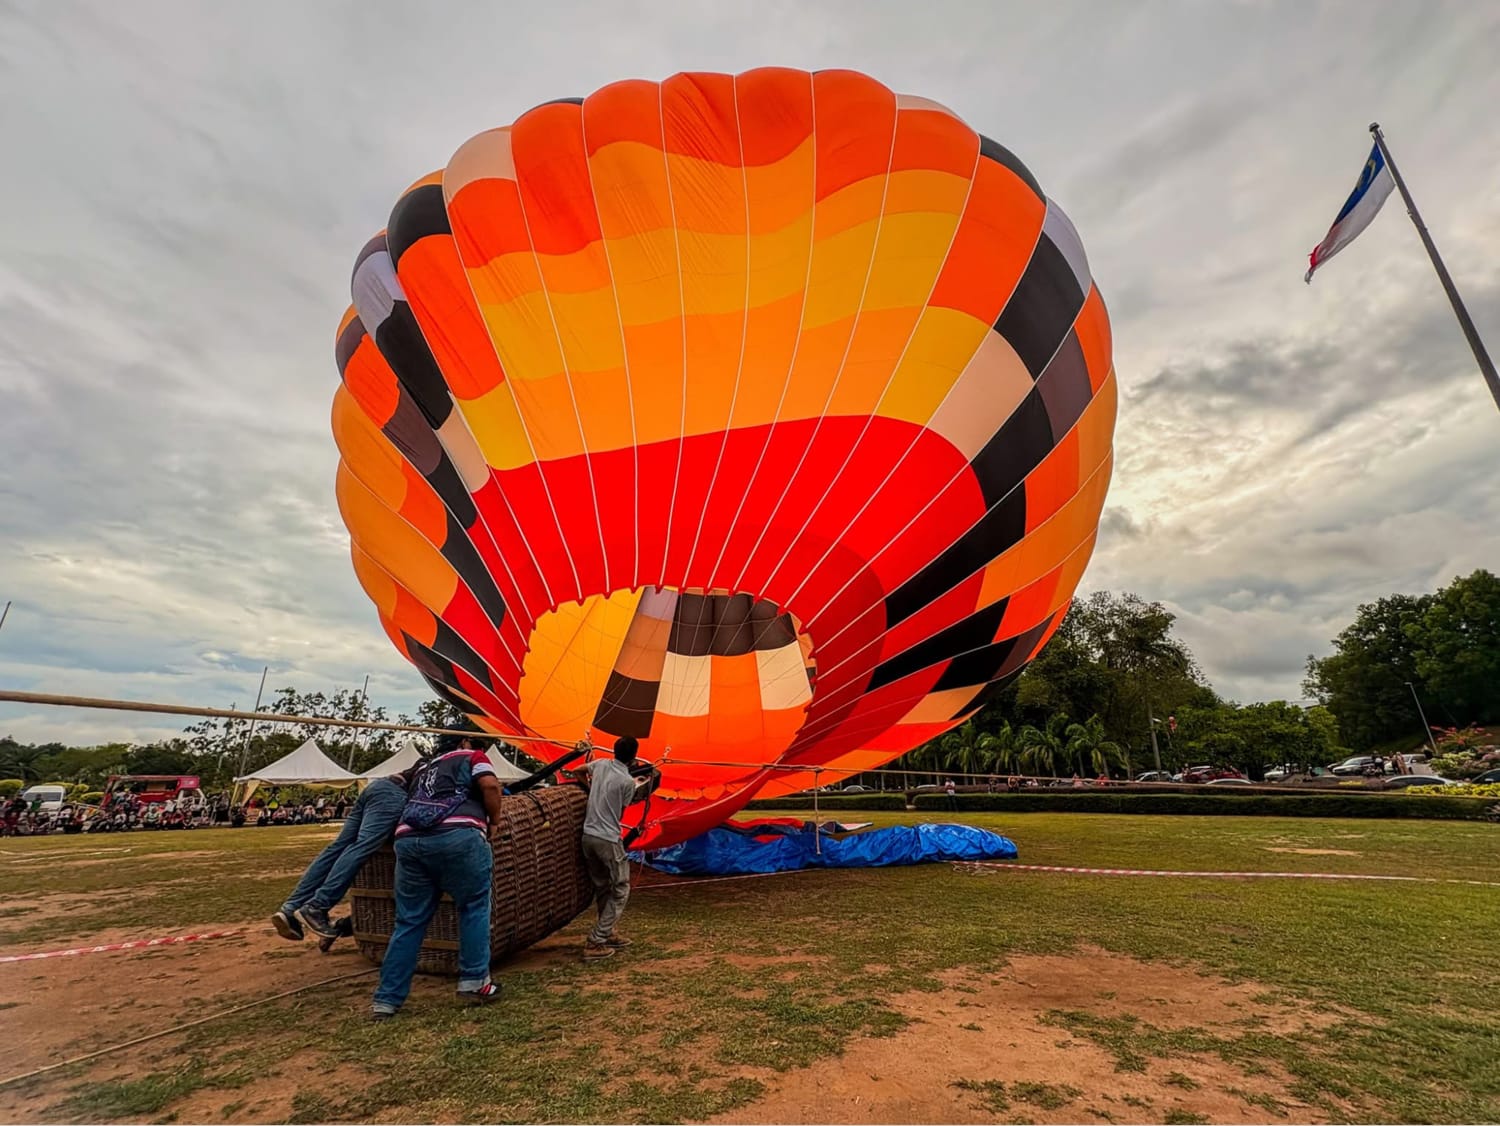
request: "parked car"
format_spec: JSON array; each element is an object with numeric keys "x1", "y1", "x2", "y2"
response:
[
  {"x1": 19, "y1": 784, "x2": 68, "y2": 813},
  {"x1": 1472, "y1": 768, "x2": 1500, "y2": 784},
  {"x1": 1206, "y1": 777, "x2": 1253, "y2": 786},
  {"x1": 1263, "y1": 765, "x2": 1291, "y2": 782},
  {"x1": 840, "y1": 784, "x2": 873, "y2": 793},
  {"x1": 1134, "y1": 771, "x2": 1174, "y2": 783},
  {"x1": 1181, "y1": 765, "x2": 1244, "y2": 783},
  {"x1": 1330, "y1": 756, "x2": 1384, "y2": 776},
  {"x1": 1383, "y1": 775, "x2": 1456, "y2": 789}
]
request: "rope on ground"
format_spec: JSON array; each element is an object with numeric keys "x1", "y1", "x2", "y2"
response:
[
  {"x1": 955, "y1": 861, "x2": 1500, "y2": 886},
  {"x1": 633, "y1": 869, "x2": 813, "y2": 890},
  {"x1": 0, "y1": 967, "x2": 377, "y2": 1090}
]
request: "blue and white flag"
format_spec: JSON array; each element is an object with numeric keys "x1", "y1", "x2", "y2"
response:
[{"x1": 1305, "y1": 142, "x2": 1395, "y2": 283}]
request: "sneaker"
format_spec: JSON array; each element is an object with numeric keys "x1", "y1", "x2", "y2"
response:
[
  {"x1": 583, "y1": 941, "x2": 616, "y2": 961},
  {"x1": 319, "y1": 914, "x2": 355, "y2": 952},
  {"x1": 458, "y1": 981, "x2": 502, "y2": 1006},
  {"x1": 271, "y1": 909, "x2": 304, "y2": 942},
  {"x1": 603, "y1": 933, "x2": 633, "y2": 948},
  {"x1": 370, "y1": 1008, "x2": 396, "y2": 1023},
  {"x1": 296, "y1": 905, "x2": 337, "y2": 939}
]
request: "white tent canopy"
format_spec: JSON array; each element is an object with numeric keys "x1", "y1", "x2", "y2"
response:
[
  {"x1": 356, "y1": 739, "x2": 530, "y2": 784},
  {"x1": 235, "y1": 739, "x2": 359, "y2": 795},
  {"x1": 485, "y1": 747, "x2": 530, "y2": 782},
  {"x1": 358, "y1": 737, "x2": 424, "y2": 781}
]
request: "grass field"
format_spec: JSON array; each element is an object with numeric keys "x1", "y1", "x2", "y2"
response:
[{"x1": 1, "y1": 811, "x2": 1497, "y2": 1124}]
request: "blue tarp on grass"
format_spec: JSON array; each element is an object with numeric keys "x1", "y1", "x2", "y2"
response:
[{"x1": 638, "y1": 822, "x2": 1018, "y2": 877}]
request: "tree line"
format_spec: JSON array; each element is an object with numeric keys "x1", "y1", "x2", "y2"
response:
[
  {"x1": 889, "y1": 572, "x2": 1496, "y2": 783},
  {"x1": 4, "y1": 573, "x2": 1493, "y2": 789},
  {"x1": 882, "y1": 590, "x2": 1341, "y2": 782},
  {"x1": 1302, "y1": 569, "x2": 1499, "y2": 752}
]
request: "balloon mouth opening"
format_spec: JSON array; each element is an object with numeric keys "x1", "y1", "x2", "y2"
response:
[{"x1": 516, "y1": 585, "x2": 816, "y2": 772}]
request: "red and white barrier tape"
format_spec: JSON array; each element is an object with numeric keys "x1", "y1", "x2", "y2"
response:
[
  {"x1": 0, "y1": 929, "x2": 241, "y2": 964},
  {"x1": 956, "y1": 862, "x2": 1500, "y2": 886}
]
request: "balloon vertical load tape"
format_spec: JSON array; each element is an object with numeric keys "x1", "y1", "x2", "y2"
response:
[
  {"x1": 331, "y1": 69, "x2": 1117, "y2": 852},
  {"x1": 350, "y1": 786, "x2": 593, "y2": 974}
]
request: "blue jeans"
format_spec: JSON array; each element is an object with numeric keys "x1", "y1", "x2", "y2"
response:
[
  {"x1": 280, "y1": 780, "x2": 406, "y2": 914},
  {"x1": 372, "y1": 830, "x2": 493, "y2": 1012}
]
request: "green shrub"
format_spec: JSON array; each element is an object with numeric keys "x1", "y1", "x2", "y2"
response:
[
  {"x1": 1430, "y1": 753, "x2": 1488, "y2": 779},
  {"x1": 744, "y1": 793, "x2": 908, "y2": 812},
  {"x1": 0, "y1": 779, "x2": 24, "y2": 798},
  {"x1": 1407, "y1": 782, "x2": 1500, "y2": 798},
  {"x1": 81, "y1": 791, "x2": 105, "y2": 805},
  {"x1": 907, "y1": 791, "x2": 1493, "y2": 821}
]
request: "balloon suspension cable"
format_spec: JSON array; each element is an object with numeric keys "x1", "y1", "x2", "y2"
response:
[
  {"x1": 506, "y1": 738, "x2": 593, "y2": 794},
  {"x1": 811, "y1": 768, "x2": 823, "y2": 855}
]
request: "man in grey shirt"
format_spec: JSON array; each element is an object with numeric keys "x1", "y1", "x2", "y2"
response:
[{"x1": 579, "y1": 736, "x2": 647, "y2": 961}]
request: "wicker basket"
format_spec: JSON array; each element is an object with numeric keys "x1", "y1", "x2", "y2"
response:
[{"x1": 351, "y1": 785, "x2": 594, "y2": 974}]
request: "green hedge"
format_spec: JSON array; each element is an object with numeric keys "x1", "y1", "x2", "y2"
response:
[
  {"x1": 908, "y1": 791, "x2": 1495, "y2": 821},
  {"x1": 745, "y1": 793, "x2": 908, "y2": 812}
]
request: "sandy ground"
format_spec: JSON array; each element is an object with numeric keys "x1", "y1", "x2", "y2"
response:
[
  {"x1": 0, "y1": 916, "x2": 619, "y2": 1123},
  {"x1": 709, "y1": 949, "x2": 1342, "y2": 1124},
  {"x1": 0, "y1": 919, "x2": 1339, "y2": 1125}
]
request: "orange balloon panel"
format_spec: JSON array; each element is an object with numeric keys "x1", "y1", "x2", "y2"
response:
[{"x1": 333, "y1": 69, "x2": 1115, "y2": 848}]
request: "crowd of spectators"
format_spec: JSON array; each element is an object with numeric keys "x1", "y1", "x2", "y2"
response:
[{"x1": 0, "y1": 789, "x2": 355, "y2": 836}]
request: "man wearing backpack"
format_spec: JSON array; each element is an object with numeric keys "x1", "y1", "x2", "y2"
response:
[{"x1": 371, "y1": 733, "x2": 504, "y2": 1021}]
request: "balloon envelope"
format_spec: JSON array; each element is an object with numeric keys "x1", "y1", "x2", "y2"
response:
[{"x1": 333, "y1": 68, "x2": 1116, "y2": 847}]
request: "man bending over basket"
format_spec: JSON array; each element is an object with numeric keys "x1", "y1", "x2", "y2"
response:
[
  {"x1": 271, "y1": 762, "x2": 417, "y2": 948},
  {"x1": 371, "y1": 734, "x2": 504, "y2": 1021}
]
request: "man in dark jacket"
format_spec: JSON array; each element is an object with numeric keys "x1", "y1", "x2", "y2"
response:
[{"x1": 371, "y1": 735, "x2": 504, "y2": 1020}]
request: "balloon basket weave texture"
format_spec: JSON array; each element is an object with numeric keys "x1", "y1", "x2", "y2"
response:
[{"x1": 351, "y1": 785, "x2": 593, "y2": 974}]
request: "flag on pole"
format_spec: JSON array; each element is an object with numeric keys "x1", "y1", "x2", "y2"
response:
[{"x1": 1305, "y1": 142, "x2": 1395, "y2": 283}]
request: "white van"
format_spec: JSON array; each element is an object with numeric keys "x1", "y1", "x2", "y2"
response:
[{"x1": 19, "y1": 784, "x2": 67, "y2": 813}]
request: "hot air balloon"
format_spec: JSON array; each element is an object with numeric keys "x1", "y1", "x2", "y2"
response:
[{"x1": 333, "y1": 68, "x2": 1116, "y2": 850}]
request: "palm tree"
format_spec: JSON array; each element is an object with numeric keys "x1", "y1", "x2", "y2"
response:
[
  {"x1": 1065, "y1": 714, "x2": 1126, "y2": 777},
  {"x1": 938, "y1": 726, "x2": 970, "y2": 778},
  {"x1": 1019, "y1": 714, "x2": 1070, "y2": 778},
  {"x1": 954, "y1": 723, "x2": 994, "y2": 781},
  {"x1": 977, "y1": 722, "x2": 1020, "y2": 775}
]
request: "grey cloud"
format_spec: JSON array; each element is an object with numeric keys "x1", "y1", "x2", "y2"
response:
[{"x1": 4, "y1": 0, "x2": 1500, "y2": 741}]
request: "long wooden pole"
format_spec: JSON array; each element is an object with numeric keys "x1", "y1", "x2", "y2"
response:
[
  {"x1": 0, "y1": 688, "x2": 1212, "y2": 788},
  {"x1": 0, "y1": 689, "x2": 564, "y2": 743}
]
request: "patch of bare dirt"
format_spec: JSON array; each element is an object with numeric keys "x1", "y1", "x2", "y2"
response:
[
  {"x1": 0, "y1": 891, "x2": 133, "y2": 928},
  {"x1": 0, "y1": 920, "x2": 375, "y2": 1120},
  {"x1": 1264, "y1": 847, "x2": 1360, "y2": 856},
  {"x1": 168, "y1": 1053, "x2": 377, "y2": 1125},
  {"x1": 706, "y1": 948, "x2": 1338, "y2": 1125}
]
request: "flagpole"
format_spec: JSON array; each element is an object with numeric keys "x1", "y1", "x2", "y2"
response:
[{"x1": 1369, "y1": 122, "x2": 1500, "y2": 414}]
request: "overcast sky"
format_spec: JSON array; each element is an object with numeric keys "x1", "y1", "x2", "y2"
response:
[{"x1": 2, "y1": 0, "x2": 1497, "y2": 746}]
